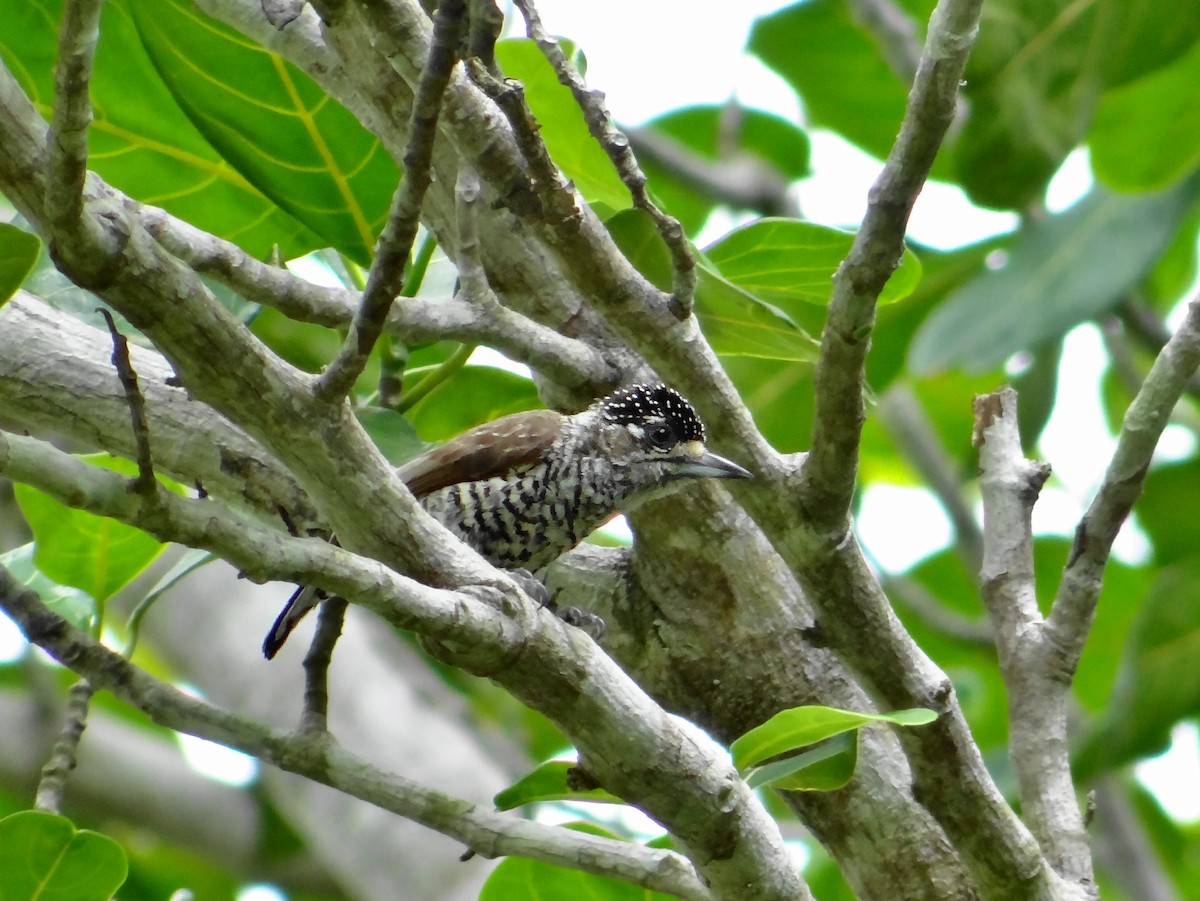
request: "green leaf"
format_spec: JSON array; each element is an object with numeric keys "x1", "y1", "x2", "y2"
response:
[
  {"x1": 13, "y1": 455, "x2": 175, "y2": 604},
  {"x1": 128, "y1": 0, "x2": 398, "y2": 264},
  {"x1": 0, "y1": 0, "x2": 319, "y2": 260},
  {"x1": 1090, "y1": 41, "x2": 1200, "y2": 192},
  {"x1": 479, "y1": 823, "x2": 673, "y2": 901},
  {"x1": 495, "y1": 39, "x2": 630, "y2": 212},
  {"x1": 639, "y1": 105, "x2": 810, "y2": 236},
  {"x1": 605, "y1": 209, "x2": 818, "y2": 362},
  {"x1": 0, "y1": 223, "x2": 40, "y2": 305},
  {"x1": 704, "y1": 218, "x2": 922, "y2": 308},
  {"x1": 354, "y1": 407, "x2": 427, "y2": 467},
  {"x1": 494, "y1": 760, "x2": 624, "y2": 810},
  {"x1": 750, "y1": 0, "x2": 914, "y2": 167},
  {"x1": 1074, "y1": 561, "x2": 1200, "y2": 779},
  {"x1": 731, "y1": 705, "x2": 936, "y2": 773},
  {"x1": 908, "y1": 182, "x2": 1198, "y2": 374},
  {"x1": 744, "y1": 732, "x2": 858, "y2": 792},
  {"x1": 0, "y1": 810, "x2": 127, "y2": 901},
  {"x1": 404, "y1": 366, "x2": 540, "y2": 442},
  {"x1": 0, "y1": 545, "x2": 95, "y2": 632}
]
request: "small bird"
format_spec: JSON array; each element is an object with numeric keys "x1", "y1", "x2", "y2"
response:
[{"x1": 262, "y1": 383, "x2": 751, "y2": 658}]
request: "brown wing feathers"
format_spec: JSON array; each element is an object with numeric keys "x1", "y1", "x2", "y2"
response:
[{"x1": 398, "y1": 409, "x2": 565, "y2": 498}]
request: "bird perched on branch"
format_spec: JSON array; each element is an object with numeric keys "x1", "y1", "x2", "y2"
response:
[{"x1": 262, "y1": 383, "x2": 751, "y2": 659}]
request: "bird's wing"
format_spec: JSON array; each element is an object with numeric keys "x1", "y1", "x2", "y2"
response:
[{"x1": 398, "y1": 408, "x2": 565, "y2": 498}]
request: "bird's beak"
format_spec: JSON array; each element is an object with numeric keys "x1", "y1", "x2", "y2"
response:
[{"x1": 675, "y1": 447, "x2": 753, "y2": 480}]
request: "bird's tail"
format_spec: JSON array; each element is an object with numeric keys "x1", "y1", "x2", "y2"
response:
[{"x1": 262, "y1": 584, "x2": 326, "y2": 659}]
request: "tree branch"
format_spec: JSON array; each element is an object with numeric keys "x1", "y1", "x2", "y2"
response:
[
  {"x1": 973, "y1": 388, "x2": 1090, "y2": 885},
  {"x1": 33, "y1": 678, "x2": 94, "y2": 815},
  {"x1": 0, "y1": 571, "x2": 717, "y2": 901},
  {"x1": 44, "y1": 0, "x2": 102, "y2": 234},
  {"x1": 514, "y1": 0, "x2": 697, "y2": 316},
  {"x1": 317, "y1": 0, "x2": 467, "y2": 399},
  {"x1": 801, "y1": 0, "x2": 982, "y2": 529},
  {"x1": 0, "y1": 426, "x2": 807, "y2": 899},
  {"x1": 1049, "y1": 296, "x2": 1200, "y2": 667},
  {"x1": 133, "y1": 202, "x2": 616, "y2": 392}
]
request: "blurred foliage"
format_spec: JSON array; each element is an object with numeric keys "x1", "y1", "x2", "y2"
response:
[{"x1": 3, "y1": 0, "x2": 1200, "y2": 898}]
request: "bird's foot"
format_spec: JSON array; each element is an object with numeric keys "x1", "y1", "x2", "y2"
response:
[
  {"x1": 509, "y1": 568, "x2": 606, "y2": 640},
  {"x1": 557, "y1": 605, "x2": 607, "y2": 640}
]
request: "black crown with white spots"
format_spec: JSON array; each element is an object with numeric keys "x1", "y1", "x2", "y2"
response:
[{"x1": 599, "y1": 384, "x2": 706, "y2": 442}]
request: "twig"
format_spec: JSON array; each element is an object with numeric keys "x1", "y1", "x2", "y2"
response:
[
  {"x1": 0, "y1": 579, "x2": 716, "y2": 901},
  {"x1": 43, "y1": 0, "x2": 103, "y2": 234},
  {"x1": 513, "y1": 0, "x2": 697, "y2": 316},
  {"x1": 972, "y1": 388, "x2": 1090, "y2": 882},
  {"x1": 801, "y1": 0, "x2": 982, "y2": 529},
  {"x1": 396, "y1": 342, "x2": 475, "y2": 413},
  {"x1": 1048, "y1": 296, "x2": 1200, "y2": 665},
  {"x1": 300, "y1": 596, "x2": 348, "y2": 733},
  {"x1": 96, "y1": 307, "x2": 156, "y2": 496},
  {"x1": 33, "y1": 674, "x2": 95, "y2": 815},
  {"x1": 135, "y1": 202, "x2": 612, "y2": 391},
  {"x1": 466, "y1": 0, "x2": 503, "y2": 75},
  {"x1": 316, "y1": 0, "x2": 468, "y2": 400}
]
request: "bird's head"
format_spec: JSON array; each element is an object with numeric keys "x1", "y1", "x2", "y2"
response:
[{"x1": 579, "y1": 384, "x2": 752, "y2": 500}]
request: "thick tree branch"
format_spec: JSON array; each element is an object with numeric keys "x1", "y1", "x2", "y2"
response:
[
  {"x1": 801, "y1": 0, "x2": 981, "y2": 529},
  {"x1": 0, "y1": 426, "x2": 806, "y2": 899},
  {"x1": 44, "y1": 0, "x2": 102, "y2": 234},
  {"x1": 133, "y1": 203, "x2": 615, "y2": 391},
  {"x1": 514, "y1": 0, "x2": 697, "y2": 315},
  {"x1": 0, "y1": 294, "x2": 318, "y2": 527},
  {"x1": 317, "y1": 0, "x2": 467, "y2": 399},
  {"x1": 974, "y1": 388, "x2": 1090, "y2": 887},
  {"x1": 0, "y1": 571, "x2": 716, "y2": 901}
]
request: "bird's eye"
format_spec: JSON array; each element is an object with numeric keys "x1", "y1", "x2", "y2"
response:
[{"x1": 646, "y1": 423, "x2": 675, "y2": 450}]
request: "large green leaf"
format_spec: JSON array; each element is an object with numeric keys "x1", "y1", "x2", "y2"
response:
[
  {"x1": 0, "y1": 223, "x2": 40, "y2": 305},
  {"x1": 731, "y1": 705, "x2": 936, "y2": 772},
  {"x1": 605, "y1": 209, "x2": 818, "y2": 362},
  {"x1": 705, "y1": 218, "x2": 922, "y2": 308},
  {"x1": 129, "y1": 0, "x2": 398, "y2": 264},
  {"x1": 638, "y1": 104, "x2": 810, "y2": 236},
  {"x1": 750, "y1": 0, "x2": 914, "y2": 167},
  {"x1": 0, "y1": 0, "x2": 320, "y2": 260},
  {"x1": 0, "y1": 811, "x2": 127, "y2": 901},
  {"x1": 955, "y1": 0, "x2": 1200, "y2": 209},
  {"x1": 495, "y1": 39, "x2": 630, "y2": 213},
  {"x1": 1090, "y1": 42, "x2": 1200, "y2": 192},
  {"x1": 12, "y1": 455, "x2": 174, "y2": 604},
  {"x1": 908, "y1": 182, "x2": 1198, "y2": 374}
]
